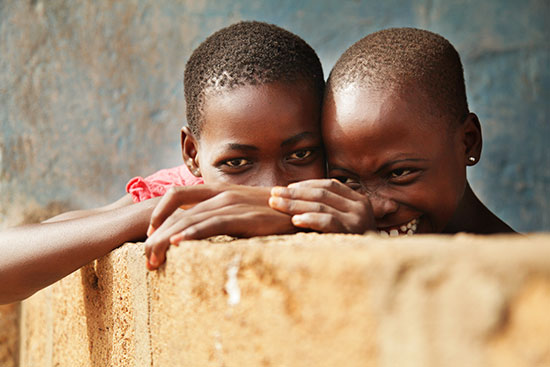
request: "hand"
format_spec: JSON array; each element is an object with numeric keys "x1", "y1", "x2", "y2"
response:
[
  {"x1": 144, "y1": 185, "x2": 296, "y2": 270},
  {"x1": 268, "y1": 179, "x2": 376, "y2": 234}
]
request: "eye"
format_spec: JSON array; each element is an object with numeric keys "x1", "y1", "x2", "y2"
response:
[
  {"x1": 388, "y1": 167, "x2": 421, "y2": 185},
  {"x1": 288, "y1": 149, "x2": 312, "y2": 160},
  {"x1": 222, "y1": 158, "x2": 251, "y2": 168},
  {"x1": 390, "y1": 168, "x2": 412, "y2": 178},
  {"x1": 332, "y1": 176, "x2": 361, "y2": 190}
]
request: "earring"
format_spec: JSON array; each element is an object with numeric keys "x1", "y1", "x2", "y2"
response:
[{"x1": 468, "y1": 157, "x2": 476, "y2": 163}]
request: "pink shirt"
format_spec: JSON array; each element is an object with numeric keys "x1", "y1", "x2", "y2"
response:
[{"x1": 126, "y1": 165, "x2": 204, "y2": 203}]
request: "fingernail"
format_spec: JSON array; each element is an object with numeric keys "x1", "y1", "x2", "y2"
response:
[
  {"x1": 146, "y1": 225, "x2": 155, "y2": 237},
  {"x1": 271, "y1": 186, "x2": 284, "y2": 196},
  {"x1": 292, "y1": 214, "x2": 304, "y2": 225},
  {"x1": 150, "y1": 252, "x2": 159, "y2": 267},
  {"x1": 146, "y1": 259, "x2": 154, "y2": 271}
]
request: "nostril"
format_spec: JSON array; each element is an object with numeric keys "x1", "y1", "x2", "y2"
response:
[{"x1": 369, "y1": 193, "x2": 399, "y2": 218}]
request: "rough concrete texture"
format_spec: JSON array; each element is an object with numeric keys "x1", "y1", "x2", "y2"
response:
[
  {"x1": 16, "y1": 233, "x2": 550, "y2": 367},
  {"x1": 1, "y1": 0, "x2": 549, "y2": 232},
  {"x1": 0, "y1": 304, "x2": 19, "y2": 367}
]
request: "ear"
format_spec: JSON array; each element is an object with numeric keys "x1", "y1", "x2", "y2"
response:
[
  {"x1": 181, "y1": 126, "x2": 201, "y2": 177},
  {"x1": 460, "y1": 113, "x2": 482, "y2": 166}
]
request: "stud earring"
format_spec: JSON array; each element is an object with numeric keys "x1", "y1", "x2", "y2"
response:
[{"x1": 468, "y1": 156, "x2": 476, "y2": 163}]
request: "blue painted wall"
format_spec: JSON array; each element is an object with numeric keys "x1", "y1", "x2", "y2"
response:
[{"x1": 1, "y1": 0, "x2": 548, "y2": 231}]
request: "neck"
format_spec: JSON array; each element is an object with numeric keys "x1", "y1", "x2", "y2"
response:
[{"x1": 443, "y1": 183, "x2": 515, "y2": 234}]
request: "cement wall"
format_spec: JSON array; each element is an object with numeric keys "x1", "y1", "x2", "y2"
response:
[
  {"x1": 1, "y1": 0, "x2": 549, "y2": 232},
  {"x1": 13, "y1": 233, "x2": 550, "y2": 367}
]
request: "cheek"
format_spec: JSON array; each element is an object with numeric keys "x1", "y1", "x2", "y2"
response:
[{"x1": 419, "y1": 177, "x2": 463, "y2": 231}]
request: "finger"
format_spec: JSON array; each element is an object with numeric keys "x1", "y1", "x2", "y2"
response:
[
  {"x1": 154, "y1": 192, "x2": 250, "y2": 237},
  {"x1": 150, "y1": 238, "x2": 172, "y2": 269},
  {"x1": 146, "y1": 200, "x2": 242, "y2": 257},
  {"x1": 291, "y1": 213, "x2": 345, "y2": 233},
  {"x1": 270, "y1": 187, "x2": 357, "y2": 213},
  {"x1": 149, "y1": 184, "x2": 227, "y2": 234},
  {"x1": 177, "y1": 208, "x2": 295, "y2": 241},
  {"x1": 175, "y1": 215, "x2": 237, "y2": 241},
  {"x1": 144, "y1": 240, "x2": 162, "y2": 271},
  {"x1": 269, "y1": 196, "x2": 344, "y2": 216},
  {"x1": 284, "y1": 179, "x2": 367, "y2": 202}
]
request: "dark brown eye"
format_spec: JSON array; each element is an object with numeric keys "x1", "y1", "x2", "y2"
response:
[
  {"x1": 331, "y1": 176, "x2": 361, "y2": 190},
  {"x1": 224, "y1": 158, "x2": 250, "y2": 168},
  {"x1": 390, "y1": 168, "x2": 411, "y2": 178},
  {"x1": 288, "y1": 149, "x2": 312, "y2": 160}
]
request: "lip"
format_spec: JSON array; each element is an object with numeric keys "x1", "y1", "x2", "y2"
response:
[{"x1": 378, "y1": 217, "x2": 420, "y2": 237}]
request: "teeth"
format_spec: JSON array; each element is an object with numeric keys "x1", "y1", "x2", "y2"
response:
[{"x1": 379, "y1": 218, "x2": 420, "y2": 238}]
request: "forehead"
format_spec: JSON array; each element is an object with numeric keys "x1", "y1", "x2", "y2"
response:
[
  {"x1": 322, "y1": 85, "x2": 450, "y2": 169},
  {"x1": 200, "y1": 82, "x2": 320, "y2": 145}
]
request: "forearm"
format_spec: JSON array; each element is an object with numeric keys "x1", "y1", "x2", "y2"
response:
[{"x1": 0, "y1": 198, "x2": 157, "y2": 304}]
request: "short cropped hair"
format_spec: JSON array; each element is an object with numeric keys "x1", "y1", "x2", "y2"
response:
[
  {"x1": 184, "y1": 21, "x2": 324, "y2": 136},
  {"x1": 328, "y1": 27, "x2": 468, "y2": 123}
]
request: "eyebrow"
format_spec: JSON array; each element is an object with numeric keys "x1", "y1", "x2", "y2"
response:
[
  {"x1": 222, "y1": 132, "x2": 317, "y2": 152},
  {"x1": 224, "y1": 143, "x2": 259, "y2": 151},
  {"x1": 281, "y1": 132, "x2": 317, "y2": 147}
]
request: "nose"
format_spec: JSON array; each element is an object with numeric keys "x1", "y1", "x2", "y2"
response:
[
  {"x1": 253, "y1": 165, "x2": 289, "y2": 187},
  {"x1": 368, "y1": 191, "x2": 399, "y2": 220}
]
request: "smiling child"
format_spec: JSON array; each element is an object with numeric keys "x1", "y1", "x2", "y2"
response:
[{"x1": 269, "y1": 27, "x2": 515, "y2": 235}]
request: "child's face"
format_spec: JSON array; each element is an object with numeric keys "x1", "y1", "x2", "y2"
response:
[
  {"x1": 185, "y1": 82, "x2": 324, "y2": 186},
  {"x1": 322, "y1": 86, "x2": 467, "y2": 234}
]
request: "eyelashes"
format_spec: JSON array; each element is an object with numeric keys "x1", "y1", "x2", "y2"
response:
[
  {"x1": 330, "y1": 167, "x2": 421, "y2": 189},
  {"x1": 217, "y1": 147, "x2": 320, "y2": 174},
  {"x1": 222, "y1": 158, "x2": 251, "y2": 168}
]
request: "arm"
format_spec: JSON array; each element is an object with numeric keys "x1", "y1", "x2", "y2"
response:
[
  {"x1": 0, "y1": 196, "x2": 159, "y2": 304},
  {"x1": 43, "y1": 194, "x2": 135, "y2": 223}
]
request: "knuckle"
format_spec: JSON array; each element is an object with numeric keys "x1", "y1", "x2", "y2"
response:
[
  {"x1": 316, "y1": 203, "x2": 326, "y2": 213},
  {"x1": 165, "y1": 186, "x2": 180, "y2": 198},
  {"x1": 284, "y1": 199, "x2": 295, "y2": 212},
  {"x1": 327, "y1": 180, "x2": 340, "y2": 189},
  {"x1": 151, "y1": 241, "x2": 165, "y2": 253},
  {"x1": 326, "y1": 215, "x2": 338, "y2": 228},
  {"x1": 311, "y1": 189, "x2": 326, "y2": 201},
  {"x1": 219, "y1": 191, "x2": 237, "y2": 204}
]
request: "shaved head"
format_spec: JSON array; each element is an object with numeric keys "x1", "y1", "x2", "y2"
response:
[{"x1": 328, "y1": 27, "x2": 468, "y2": 124}]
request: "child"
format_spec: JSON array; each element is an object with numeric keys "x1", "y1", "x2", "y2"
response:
[
  {"x1": 268, "y1": 27, "x2": 515, "y2": 235},
  {"x1": 0, "y1": 21, "x2": 326, "y2": 303}
]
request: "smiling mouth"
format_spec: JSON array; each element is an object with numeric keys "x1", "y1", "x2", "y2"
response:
[{"x1": 379, "y1": 218, "x2": 419, "y2": 237}]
